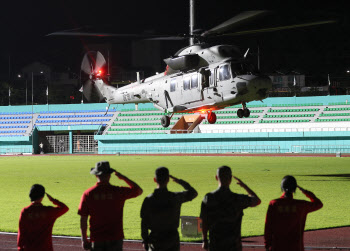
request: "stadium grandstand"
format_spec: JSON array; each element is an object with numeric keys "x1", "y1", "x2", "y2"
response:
[{"x1": 1, "y1": 95, "x2": 350, "y2": 155}]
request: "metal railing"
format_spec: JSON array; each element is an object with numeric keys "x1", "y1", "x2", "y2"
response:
[
  {"x1": 292, "y1": 145, "x2": 350, "y2": 153},
  {"x1": 0, "y1": 146, "x2": 32, "y2": 154},
  {"x1": 105, "y1": 126, "x2": 350, "y2": 135},
  {"x1": 98, "y1": 145, "x2": 281, "y2": 154}
]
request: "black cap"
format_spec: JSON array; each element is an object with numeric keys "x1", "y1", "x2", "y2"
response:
[{"x1": 90, "y1": 161, "x2": 115, "y2": 175}]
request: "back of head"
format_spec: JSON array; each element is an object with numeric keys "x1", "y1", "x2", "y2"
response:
[
  {"x1": 155, "y1": 166, "x2": 169, "y2": 185},
  {"x1": 281, "y1": 175, "x2": 297, "y2": 194},
  {"x1": 217, "y1": 165, "x2": 232, "y2": 184},
  {"x1": 29, "y1": 184, "x2": 45, "y2": 201}
]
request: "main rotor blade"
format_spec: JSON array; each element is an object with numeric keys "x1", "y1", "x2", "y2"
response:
[
  {"x1": 47, "y1": 31, "x2": 180, "y2": 39},
  {"x1": 144, "y1": 36, "x2": 187, "y2": 41},
  {"x1": 95, "y1": 52, "x2": 106, "y2": 72},
  {"x1": 218, "y1": 20, "x2": 337, "y2": 37},
  {"x1": 202, "y1": 11, "x2": 268, "y2": 36}
]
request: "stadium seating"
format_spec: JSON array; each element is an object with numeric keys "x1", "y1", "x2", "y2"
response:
[
  {"x1": 0, "y1": 109, "x2": 117, "y2": 137},
  {"x1": 1, "y1": 102, "x2": 350, "y2": 138},
  {"x1": 105, "y1": 104, "x2": 347, "y2": 134}
]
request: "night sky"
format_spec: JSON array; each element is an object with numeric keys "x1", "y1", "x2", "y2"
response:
[{"x1": 1, "y1": 1, "x2": 349, "y2": 78}]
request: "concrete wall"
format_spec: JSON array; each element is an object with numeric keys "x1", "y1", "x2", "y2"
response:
[
  {"x1": 95, "y1": 130, "x2": 350, "y2": 154},
  {"x1": 0, "y1": 136, "x2": 32, "y2": 154}
]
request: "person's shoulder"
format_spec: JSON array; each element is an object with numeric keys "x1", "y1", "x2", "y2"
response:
[
  {"x1": 202, "y1": 190, "x2": 218, "y2": 200},
  {"x1": 268, "y1": 198, "x2": 279, "y2": 205},
  {"x1": 227, "y1": 192, "x2": 250, "y2": 203},
  {"x1": 144, "y1": 192, "x2": 155, "y2": 199},
  {"x1": 42, "y1": 205, "x2": 58, "y2": 211},
  {"x1": 268, "y1": 197, "x2": 295, "y2": 206},
  {"x1": 83, "y1": 184, "x2": 99, "y2": 194},
  {"x1": 111, "y1": 185, "x2": 134, "y2": 192},
  {"x1": 20, "y1": 204, "x2": 32, "y2": 213},
  {"x1": 233, "y1": 192, "x2": 250, "y2": 198},
  {"x1": 206, "y1": 188, "x2": 221, "y2": 196}
]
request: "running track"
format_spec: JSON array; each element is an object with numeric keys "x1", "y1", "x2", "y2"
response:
[{"x1": 2, "y1": 227, "x2": 350, "y2": 250}]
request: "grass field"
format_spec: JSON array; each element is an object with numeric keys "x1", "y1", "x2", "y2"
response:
[{"x1": 0, "y1": 155, "x2": 349, "y2": 241}]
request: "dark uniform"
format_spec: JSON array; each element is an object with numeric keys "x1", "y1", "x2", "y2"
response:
[
  {"x1": 141, "y1": 180, "x2": 197, "y2": 251},
  {"x1": 200, "y1": 187, "x2": 252, "y2": 251}
]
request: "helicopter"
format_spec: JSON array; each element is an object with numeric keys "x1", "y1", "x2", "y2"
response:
[{"x1": 49, "y1": 9, "x2": 336, "y2": 127}]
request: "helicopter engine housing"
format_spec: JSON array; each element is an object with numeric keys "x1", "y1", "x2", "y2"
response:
[{"x1": 164, "y1": 54, "x2": 200, "y2": 71}]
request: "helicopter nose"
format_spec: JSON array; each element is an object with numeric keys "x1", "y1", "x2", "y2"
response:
[{"x1": 248, "y1": 75, "x2": 273, "y2": 98}]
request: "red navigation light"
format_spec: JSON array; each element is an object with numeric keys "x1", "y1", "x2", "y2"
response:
[{"x1": 96, "y1": 69, "x2": 103, "y2": 76}]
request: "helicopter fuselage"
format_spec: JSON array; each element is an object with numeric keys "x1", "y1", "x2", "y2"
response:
[{"x1": 94, "y1": 44, "x2": 272, "y2": 114}]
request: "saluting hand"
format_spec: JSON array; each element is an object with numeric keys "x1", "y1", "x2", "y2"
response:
[
  {"x1": 46, "y1": 193, "x2": 55, "y2": 202},
  {"x1": 232, "y1": 176, "x2": 246, "y2": 187},
  {"x1": 297, "y1": 185, "x2": 308, "y2": 193},
  {"x1": 115, "y1": 171, "x2": 125, "y2": 179},
  {"x1": 169, "y1": 175, "x2": 181, "y2": 183}
]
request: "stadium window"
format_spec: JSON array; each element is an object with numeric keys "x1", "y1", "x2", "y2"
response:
[
  {"x1": 170, "y1": 79, "x2": 176, "y2": 92},
  {"x1": 219, "y1": 64, "x2": 231, "y2": 81},
  {"x1": 191, "y1": 74, "x2": 198, "y2": 89},
  {"x1": 183, "y1": 77, "x2": 190, "y2": 90}
]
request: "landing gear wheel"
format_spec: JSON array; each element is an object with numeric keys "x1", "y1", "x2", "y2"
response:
[
  {"x1": 243, "y1": 108, "x2": 250, "y2": 118},
  {"x1": 207, "y1": 111, "x2": 217, "y2": 124},
  {"x1": 161, "y1": 115, "x2": 170, "y2": 128},
  {"x1": 237, "y1": 109, "x2": 244, "y2": 118}
]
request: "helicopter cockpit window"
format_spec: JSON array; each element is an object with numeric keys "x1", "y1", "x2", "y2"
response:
[
  {"x1": 183, "y1": 77, "x2": 190, "y2": 90},
  {"x1": 191, "y1": 75, "x2": 198, "y2": 89},
  {"x1": 219, "y1": 65, "x2": 231, "y2": 81},
  {"x1": 231, "y1": 62, "x2": 256, "y2": 75},
  {"x1": 170, "y1": 79, "x2": 176, "y2": 92}
]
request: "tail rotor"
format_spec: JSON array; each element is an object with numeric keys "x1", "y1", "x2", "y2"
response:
[{"x1": 80, "y1": 51, "x2": 106, "y2": 101}]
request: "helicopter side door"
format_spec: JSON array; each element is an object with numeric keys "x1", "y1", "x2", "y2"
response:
[
  {"x1": 213, "y1": 63, "x2": 232, "y2": 102},
  {"x1": 163, "y1": 77, "x2": 179, "y2": 110},
  {"x1": 190, "y1": 73, "x2": 202, "y2": 101},
  {"x1": 180, "y1": 73, "x2": 201, "y2": 105}
]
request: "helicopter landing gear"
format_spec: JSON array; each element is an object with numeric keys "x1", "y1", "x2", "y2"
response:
[
  {"x1": 161, "y1": 115, "x2": 171, "y2": 128},
  {"x1": 207, "y1": 111, "x2": 217, "y2": 124},
  {"x1": 237, "y1": 102, "x2": 250, "y2": 118}
]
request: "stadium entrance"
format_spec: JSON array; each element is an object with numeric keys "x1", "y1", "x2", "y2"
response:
[
  {"x1": 73, "y1": 135, "x2": 97, "y2": 153},
  {"x1": 46, "y1": 135, "x2": 69, "y2": 153},
  {"x1": 45, "y1": 135, "x2": 97, "y2": 154}
]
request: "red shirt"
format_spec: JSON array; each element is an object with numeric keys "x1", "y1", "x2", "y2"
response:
[
  {"x1": 78, "y1": 182, "x2": 140, "y2": 242},
  {"x1": 264, "y1": 191, "x2": 323, "y2": 251},
  {"x1": 17, "y1": 200, "x2": 69, "y2": 251}
]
